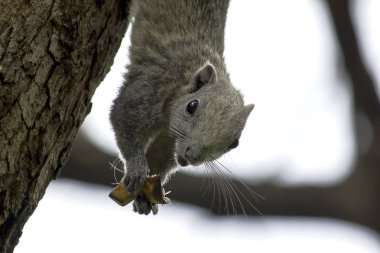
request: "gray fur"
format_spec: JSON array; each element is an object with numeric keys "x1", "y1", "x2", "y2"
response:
[{"x1": 110, "y1": 0, "x2": 254, "y2": 215}]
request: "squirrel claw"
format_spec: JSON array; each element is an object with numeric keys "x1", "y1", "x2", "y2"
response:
[{"x1": 133, "y1": 196, "x2": 158, "y2": 215}]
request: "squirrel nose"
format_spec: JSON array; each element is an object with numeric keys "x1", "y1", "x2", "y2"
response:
[
  {"x1": 184, "y1": 146, "x2": 202, "y2": 165},
  {"x1": 185, "y1": 146, "x2": 191, "y2": 156}
]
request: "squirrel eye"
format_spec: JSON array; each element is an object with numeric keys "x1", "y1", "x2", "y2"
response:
[
  {"x1": 186, "y1": 100, "x2": 199, "y2": 116},
  {"x1": 228, "y1": 139, "x2": 239, "y2": 149}
]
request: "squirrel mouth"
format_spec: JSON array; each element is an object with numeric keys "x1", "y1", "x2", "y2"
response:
[{"x1": 177, "y1": 156, "x2": 189, "y2": 167}]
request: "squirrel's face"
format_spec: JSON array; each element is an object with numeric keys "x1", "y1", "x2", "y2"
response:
[{"x1": 168, "y1": 62, "x2": 254, "y2": 167}]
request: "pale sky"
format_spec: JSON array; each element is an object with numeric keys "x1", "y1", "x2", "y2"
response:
[{"x1": 82, "y1": 0, "x2": 379, "y2": 186}]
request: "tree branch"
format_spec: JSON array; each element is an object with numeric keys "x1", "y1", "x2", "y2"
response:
[
  {"x1": 63, "y1": 132, "x2": 380, "y2": 233},
  {"x1": 325, "y1": 0, "x2": 380, "y2": 119}
]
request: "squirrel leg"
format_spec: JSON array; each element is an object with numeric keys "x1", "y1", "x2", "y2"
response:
[{"x1": 121, "y1": 149, "x2": 150, "y2": 195}]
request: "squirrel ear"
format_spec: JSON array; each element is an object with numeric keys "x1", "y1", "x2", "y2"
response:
[
  {"x1": 245, "y1": 104, "x2": 255, "y2": 116},
  {"x1": 192, "y1": 63, "x2": 217, "y2": 91}
]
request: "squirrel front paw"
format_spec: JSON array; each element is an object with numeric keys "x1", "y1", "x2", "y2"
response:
[
  {"x1": 123, "y1": 172, "x2": 147, "y2": 195},
  {"x1": 133, "y1": 196, "x2": 159, "y2": 215}
]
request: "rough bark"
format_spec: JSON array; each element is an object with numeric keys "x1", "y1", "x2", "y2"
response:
[{"x1": 0, "y1": 0, "x2": 129, "y2": 252}]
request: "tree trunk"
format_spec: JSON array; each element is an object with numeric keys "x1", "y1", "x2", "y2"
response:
[{"x1": 0, "y1": 1, "x2": 129, "y2": 252}]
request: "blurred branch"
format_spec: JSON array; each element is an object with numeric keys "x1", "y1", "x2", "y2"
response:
[
  {"x1": 325, "y1": 0, "x2": 380, "y2": 119},
  {"x1": 63, "y1": 133, "x2": 117, "y2": 185},
  {"x1": 63, "y1": 131, "x2": 380, "y2": 233},
  {"x1": 324, "y1": 0, "x2": 380, "y2": 230}
]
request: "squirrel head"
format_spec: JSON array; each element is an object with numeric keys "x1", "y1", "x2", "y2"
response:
[{"x1": 168, "y1": 62, "x2": 254, "y2": 167}]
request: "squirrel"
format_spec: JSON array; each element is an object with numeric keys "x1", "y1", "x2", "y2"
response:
[{"x1": 110, "y1": 0, "x2": 254, "y2": 215}]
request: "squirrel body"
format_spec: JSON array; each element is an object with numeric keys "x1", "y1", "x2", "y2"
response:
[{"x1": 110, "y1": 0, "x2": 254, "y2": 215}]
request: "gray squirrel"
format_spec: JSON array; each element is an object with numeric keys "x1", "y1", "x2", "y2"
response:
[{"x1": 110, "y1": 0, "x2": 254, "y2": 215}]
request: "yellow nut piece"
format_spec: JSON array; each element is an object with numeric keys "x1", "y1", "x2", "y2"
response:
[{"x1": 109, "y1": 175, "x2": 171, "y2": 207}]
